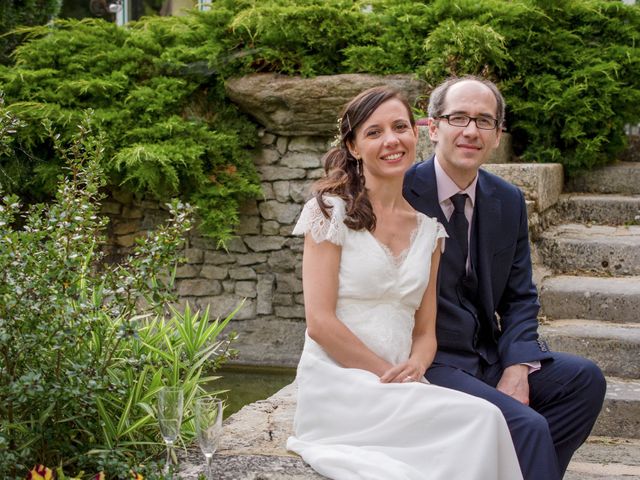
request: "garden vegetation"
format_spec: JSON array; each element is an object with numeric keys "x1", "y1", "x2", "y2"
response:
[
  {"x1": 0, "y1": 110, "x2": 240, "y2": 478},
  {"x1": 1, "y1": 0, "x2": 639, "y2": 243}
]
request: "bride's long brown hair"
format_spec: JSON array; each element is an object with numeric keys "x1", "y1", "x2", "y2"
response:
[{"x1": 313, "y1": 86, "x2": 416, "y2": 232}]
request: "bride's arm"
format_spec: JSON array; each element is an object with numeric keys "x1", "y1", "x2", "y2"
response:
[
  {"x1": 302, "y1": 234, "x2": 393, "y2": 377},
  {"x1": 380, "y1": 240, "x2": 441, "y2": 383}
]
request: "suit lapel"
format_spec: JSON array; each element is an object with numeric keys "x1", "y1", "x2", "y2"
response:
[{"x1": 475, "y1": 171, "x2": 500, "y2": 319}]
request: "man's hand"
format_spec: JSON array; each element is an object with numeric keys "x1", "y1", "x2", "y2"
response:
[{"x1": 497, "y1": 364, "x2": 530, "y2": 405}]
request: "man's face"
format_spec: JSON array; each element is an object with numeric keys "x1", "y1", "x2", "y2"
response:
[{"x1": 429, "y1": 80, "x2": 502, "y2": 189}]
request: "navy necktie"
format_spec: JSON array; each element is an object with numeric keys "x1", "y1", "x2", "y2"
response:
[{"x1": 450, "y1": 193, "x2": 469, "y2": 262}]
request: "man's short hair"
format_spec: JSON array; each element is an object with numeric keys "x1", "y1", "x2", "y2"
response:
[{"x1": 427, "y1": 75, "x2": 506, "y2": 129}]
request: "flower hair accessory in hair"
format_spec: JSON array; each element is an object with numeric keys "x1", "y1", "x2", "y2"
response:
[{"x1": 330, "y1": 116, "x2": 343, "y2": 148}]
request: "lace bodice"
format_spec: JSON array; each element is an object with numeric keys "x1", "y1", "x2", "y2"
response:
[{"x1": 293, "y1": 196, "x2": 447, "y2": 364}]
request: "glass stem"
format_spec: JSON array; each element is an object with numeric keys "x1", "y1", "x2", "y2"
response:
[
  {"x1": 205, "y1": 453, "x2": 213, "y2": 480},
  {"x1": 165, "y1": 441, "x2": 174, "y2": 475}
]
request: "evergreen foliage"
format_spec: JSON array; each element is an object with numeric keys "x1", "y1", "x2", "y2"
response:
[
  {"x1": 1, "y1": 0, "x2": 639, "y2": 234},
  {"x1": 0, "y1": 0, "x2": 62, "y2": 65},
  {"x1": 214, "y1": 0, "x2": 640, "y2": 174},
  {"x1": 0, "y1": 16, "x2": 260, "y2": 243}
]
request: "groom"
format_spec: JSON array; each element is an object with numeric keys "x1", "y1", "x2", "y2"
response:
[{"x1": 403, "y1": 76, "x2": 606, "y2": 480}]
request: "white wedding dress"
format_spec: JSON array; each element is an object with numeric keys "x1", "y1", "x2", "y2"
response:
[{"x1": 286, "y1": 196, "x2": 523, "y2": 480}]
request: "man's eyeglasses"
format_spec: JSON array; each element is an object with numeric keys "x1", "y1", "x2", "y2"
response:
[{"x1": 437, "y1": 114, "x2": 499, "y2": 131}]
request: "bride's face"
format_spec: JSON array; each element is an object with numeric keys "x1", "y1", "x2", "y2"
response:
[{"x1": 349, "y1": 98, "x2": 418, "y2": 181}]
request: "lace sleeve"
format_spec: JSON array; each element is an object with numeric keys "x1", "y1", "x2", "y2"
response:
[
  {"x1": 422, "y1": 216, "x2": 448, "y2": 253},
  {"x1": 434, "y1": 221, "x2": 448, "y2": 253},
  {"x1": 292, "y1": 196, "x2": 348, "y2": 246}
]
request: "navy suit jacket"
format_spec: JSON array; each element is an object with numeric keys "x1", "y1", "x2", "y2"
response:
[{"x1": 403, "y1": 157, "x2": 552, "y2": 371}]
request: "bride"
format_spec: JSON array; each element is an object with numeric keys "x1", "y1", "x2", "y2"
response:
[{"x1": 286, "y1": 86, "x2": 524, "y2": 480}]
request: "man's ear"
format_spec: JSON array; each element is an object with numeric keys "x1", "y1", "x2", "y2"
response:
[
  {"x1": 493, "y1": 127, "x2": 503, "y2": 149},
  {"x1": 428, "y1": 118, "x2": 439, "y2": 143}
]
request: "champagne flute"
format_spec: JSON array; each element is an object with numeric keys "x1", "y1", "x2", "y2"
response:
[
  {"x1": 194, "y1": 397, "x2": 224, "y2": 480},
  {"x1": 157, "y1": 386, "x2": 184, "y2": 476}
]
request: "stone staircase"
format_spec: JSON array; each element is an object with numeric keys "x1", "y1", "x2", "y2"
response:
[{"x1": 537, "y1": 161, "x2": 640, "y2": 479}]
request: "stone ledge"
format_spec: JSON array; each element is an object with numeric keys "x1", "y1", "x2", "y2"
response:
[
  {"x1": 225, "y1": 73, "x2": 426, "y2": 137},
  {"x1": 482, "y1": 163, "x2": 564, "y2": 213}
]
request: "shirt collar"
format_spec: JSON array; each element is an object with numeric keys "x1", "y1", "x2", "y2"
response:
[{"x1": 434, "y1": 156, "x2": 478, "y2": 207}]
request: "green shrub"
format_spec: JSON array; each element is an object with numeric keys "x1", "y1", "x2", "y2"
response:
[
  {"x1": 0, "y1": 15, "x2": 261, "y2": 244},
  {"x1": 217, "y1": 0, "x2": 640, "y2": 175},
  {"x1": 0, "y1": 0, "x2": 61, "y2": 65},
  {"x1": 0, "y1": 116, "x2": 239, "y2": 478}
]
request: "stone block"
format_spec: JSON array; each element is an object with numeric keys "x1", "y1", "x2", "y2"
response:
[
  {"x1": 258, "y1": 165, "x2": 306, "y2": 181},
  {"x1": 175, "y1": 264, "x2": 200, "y2": 279},
  {"x1": 280, "y1": 152, "x2": 322, "y2": 169},
  {"x1": 256, "y1": 274, "x2": 275, "y2": 315},
  {"x1": 112, "y1": 220, "x2": 139, "y2": 235},
  {"x1": 226, "y1": 236, "x2": 249, "y2": 253},
  {"x1": 200, "y1": 265, "x2": 228, "y2": 280},
  {"x1": 110, "y1": 188, "x2": 134, "y2": 204},
  {"x1": 261, "y1": 221, "x2": 281, "y2": 235},
  {"x1": 273, "y1": 181, "x2": 290, "y2": 202},
  {"x1": 204, "y1": 251, "x2": 236, "y2": 264},
  {"x1": 236, "y1": 215, "x2": 260, "y2": 235},
  {"x1": 275, "y1": 305, "x2": 305, "y2": 319},
  {"x1": 121, "y1": 206, "x2": 143, "y2": 219},
  {"x1": 482, "y1": 163, "x2": 563, "y2": 212},
  {"x1": 100, "y1": 201, "x2": 122, "y2": 215},
  {"x1": 235, "y1": 253, "x2": 269, "y2": 266},
  {"x1": 244, "y1": 235, "x2": 288, "y2": 252},
  {"x1": 276, "y1": 273, "x2": 303, "y2": 294},
  {"x1": 115, "y1": 233, "x2": 137, "y2": 248},
  {"x1": 184, "y1": 247, "x2": 205, "y2": 264},
  {"x1": 225, "y1": 318, "x2": 306, "y2": 367},
  {"x1": 306, "y1": 167, "x2": 324, "y2": 179},
  {"x1": 178, "y1": 279, "x2": 222, "y2": 297},
  {"x1": 273, "y1": 293, "x2": 294, "y2": 306},
  {"x1": 566, "y1": 162, "x2": 640, "y2": 195},
  {"x1": 229, "y1": 267, "x2": 257, "y2": 280},
  {"x1": 260, "y1": 182, "x2": 275, "y2": 200},
  {"x1": 254, "y1": 148, "x2": 280, "y2": 166},
  {"x1": 225, "y1": 73, "x2": 426, "y2": 137},
  {"x1": 289, "y1": 180, "x2": 313, "y2": 203},
  {"x1": 235, "y1": 281, "x2": 257, "y2": 298},
  {"x1": 276, "y1": 136, "x2": 289, "y2": 155},
  {"x1": 198, "y1": 295, "x2": 255, "y2": 320},
  {"x1": 258, "y1": 199, "x2": 301, "y2": 225},
  {"x1": 288, "y1": 136, "x2": 329, "y2": 153},
  {"x1": 268, "y1": 249, "x2": 300, "y2": 270},
  {"x1": 259, "y1": 132, "x2": 276, "y2": 145}
]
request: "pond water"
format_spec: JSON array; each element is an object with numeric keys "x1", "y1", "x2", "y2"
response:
[{"x1": 206, "y1": 365, "x2": 296, "y2": 418}]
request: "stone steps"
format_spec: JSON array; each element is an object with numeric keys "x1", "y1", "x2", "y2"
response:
[
  {"x1": 539, "y1": 320, "x2": 640, "y2": 378},
  {"x1": 566, "y1": 161, "x2": 640, "y2": 195},
  {"x1": 540, "y1": 275, "x2": 640, "y2": 323},
  {"x1": 564, "y1": 436, "x2": 640, "y2": 480},
  {"x1": 555, "y1": 193, "x2": 640, "y2": 226},
  {"x1": 538, "y1": 224, "x2": 640, "y2": 275},
  {"x1": 593, "y1": 377, "x2": 640, "y2": 439}
]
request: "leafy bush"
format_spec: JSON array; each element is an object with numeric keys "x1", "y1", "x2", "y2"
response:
[
  {"x1": 0, "y1": 15, "x2": 261, "y2": 244},
  {"x1": 215, "y1": 0, "x2": 640, "y2": 175},
  {"x1": 0, "y1": 0, "x2": 61, "y2": 64},
  {"x1": 0, "y1": 116, "x2": 239, "y2": 478},
  {"x1": 1, "y1": 0, "x2": 639, "y2": 218}
]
